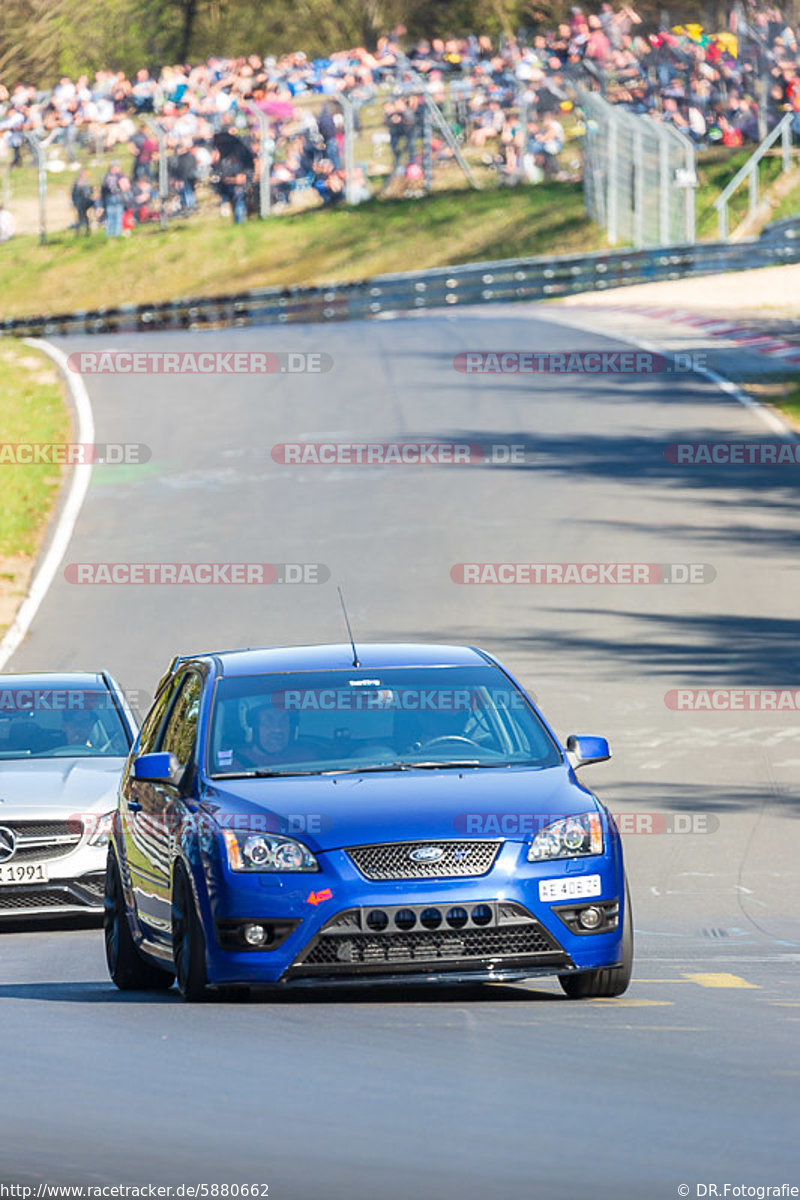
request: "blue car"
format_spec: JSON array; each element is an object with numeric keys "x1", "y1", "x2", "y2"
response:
[{"x1": 105, "y1": 643, "x2": 632, "y2": 1001}]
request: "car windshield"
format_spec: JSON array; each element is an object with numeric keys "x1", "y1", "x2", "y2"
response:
[
  {"x1": 207, "y1": 665, "x2": 561, "y2": 777},
  {"x1": 0, "y1": 688, "x2": 131, "y2": 759}
]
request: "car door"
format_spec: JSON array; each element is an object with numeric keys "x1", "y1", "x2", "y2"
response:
[
  {"x1": 123, "y1": 677, "x2": 180, "y2": 938},
  {"x1": 147, "y1": 672, "x2": 204, "y2": 932}
]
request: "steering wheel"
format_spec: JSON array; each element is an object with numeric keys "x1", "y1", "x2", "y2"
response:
[{"x1": 419, "y1": 735, "x2": 482, "y2": 750}]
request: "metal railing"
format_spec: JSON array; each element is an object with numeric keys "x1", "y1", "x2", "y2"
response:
[
  {"x1": 714, "y1": 112, "x2": 797, "y2": 239},
  {"x1": 2, "y1": 231, "x2": 798, "y2": 339}
]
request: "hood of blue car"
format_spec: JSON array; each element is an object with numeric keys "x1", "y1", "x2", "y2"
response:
[
  {"x1": 201, "y1": 765, "x2": 597, "y2": 851},
  {"x1": 0, "y1": 757, "x2": 126, "y2": 818}
]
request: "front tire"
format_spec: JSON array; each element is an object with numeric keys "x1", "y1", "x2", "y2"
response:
[
  {"x1": 559, "y1": 880, "x2": 633, "y2": 1000},
  {"x1": 104, "y1": 851, "x2": 175, "y2": 991},
  {"x1": 171, "y1": 862, "x2": 209, "y2": 1002}
]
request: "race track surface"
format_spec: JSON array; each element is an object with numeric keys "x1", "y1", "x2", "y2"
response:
[{"x1": 2, "y1": 307, "x2": 798, "y2": 1197}]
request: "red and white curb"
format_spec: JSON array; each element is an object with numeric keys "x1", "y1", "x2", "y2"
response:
[{"x1": 573, "y1": 305, "x2": 800, "y2": 367}]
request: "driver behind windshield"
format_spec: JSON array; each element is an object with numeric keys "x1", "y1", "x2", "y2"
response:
[
  {"x1": 231, "y1": 702, "x2": 317, "y2": 771},
  {"x1": 61, "y1": 708, "x2": 99, "y2": 749}
]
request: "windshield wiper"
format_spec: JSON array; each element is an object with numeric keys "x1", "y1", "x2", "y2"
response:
[
  {"x1": 404, "y1": 760, "x2": 510, "y2": 770},
  {"x1": 211, "y1": 768, "x2": 327, "y2": 779}
]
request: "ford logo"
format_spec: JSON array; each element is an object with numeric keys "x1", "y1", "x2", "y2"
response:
[{"x1": 409, "y1": 845, "x2": 445, "y2": 863}]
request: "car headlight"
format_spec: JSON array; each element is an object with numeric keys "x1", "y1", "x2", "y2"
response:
[
  {"x1": 527, "y1": 812, "x2": 603, "y2": 862},
  {"x1": 86, "y1": 811, "x2": 115, "y2": 847},
  {"x1": 221, "y1": 828, "x2": 319, "y2": 873}
]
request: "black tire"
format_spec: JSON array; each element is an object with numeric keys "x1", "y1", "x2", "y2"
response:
[
  {"x1": 171, "y1": 862, "x2": 209, "y2": 1002},
  {"x1": 559, "y1": 880, "x2": 634, "y2": 1000},
  {"x1": 104, "y1": 851, "x2": 175, "y2": 991}
]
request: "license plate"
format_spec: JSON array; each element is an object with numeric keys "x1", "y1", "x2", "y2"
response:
[
  {"x1": 539, "y1": 873, "x2": 602, "y2": 902},
  {"x1": 0, "y1": 861, "x2": 50, "y2": 886}
]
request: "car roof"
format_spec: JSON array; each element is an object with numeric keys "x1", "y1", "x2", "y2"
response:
[
  {"x1": 0, "y1": 672, "x2": 111, "y2": 688},
  {"x1": 184, "y1": 643, "x2": 492, "y2": 677}
]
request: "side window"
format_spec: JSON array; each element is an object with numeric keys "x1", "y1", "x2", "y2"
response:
[
  {"x1": 138, "y1": 679, "x2": 180, "y2": 755},
  {"x1": 159, "y1": 674, "x2": 203, "y2": 768}
]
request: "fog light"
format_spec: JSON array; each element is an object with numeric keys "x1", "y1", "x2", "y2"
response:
[
  {"x1": 394, "y1": 908, "x2": 416, "y2": 931},
  {"x1": 578, "y1": 906, "x2": 603, "y2": 930},
  {"x1": 366, "y1": 909, "x2": 388, "y2": 931},
  {"x1": 242, "y1": 922, "x2": 269, "y2": 947}
]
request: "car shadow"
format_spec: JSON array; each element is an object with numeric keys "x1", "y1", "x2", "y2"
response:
[{"x1": 0, "y1": 979, "x2": 566, "y2": 1004}]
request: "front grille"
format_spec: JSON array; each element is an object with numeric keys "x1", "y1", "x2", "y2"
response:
[
  {"x1": 0, "y1": 820, "x2": 81, "y2": 863},
  {"x1": 292, "y1": 901, "x2": 568, "y2": 977},
  {"x1": 303, "y1": 924, "x2": 557, "y2": 966},
  {"x1": 0, "y1": 889, "x2": 78, "y2": 911},
  {"x1": 346, "y1": 840, "x2": 501, "y2": 880}
]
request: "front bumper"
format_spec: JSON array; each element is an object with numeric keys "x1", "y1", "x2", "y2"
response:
[
  {"x1": 0, "y1": 842, "x2": 108, "y2": 919},
  {"x1": 197, "y1": 839, "x2": 626, "y2": 987}
]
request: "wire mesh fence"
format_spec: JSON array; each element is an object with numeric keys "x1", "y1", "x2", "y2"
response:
[{"x1": 579, "y1": 88, "x2": 697, "y2": 247}]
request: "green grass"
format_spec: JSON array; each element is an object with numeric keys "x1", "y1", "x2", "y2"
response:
[
  {"x1": 0, "y1": 341, "x2": 70, "y2": 634},
  {"x1": 0, "y1": 182, "x2": 599, "y2": 318},
  {"x1": 0, "y1": 342, "x2": 70, "y2": 558},
  {"x1": 740, "y1": 373, "x2": 800, "y2": 430},
  {"x1": 695, "y1": 146, "x2": 788, "y2": 239}
]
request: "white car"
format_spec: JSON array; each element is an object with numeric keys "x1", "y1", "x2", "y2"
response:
[{"x1": 0, "y1": 671, "x2": 138, "y2": 919}]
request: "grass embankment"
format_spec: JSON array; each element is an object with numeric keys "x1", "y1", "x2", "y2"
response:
[
  {"x1": 0, "y1": 342, "x2": 70, "y2": 636},
  {"x1": 741, "y1": 374, "x2": 800, "y2": 431},
  {"x1": 0, "y1": 183, "x2": 597, "y2": 319}
]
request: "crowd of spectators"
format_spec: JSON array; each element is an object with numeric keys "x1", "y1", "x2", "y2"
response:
[{"x1": 1, "y1": 3, "x2": 799, "y2": 235}]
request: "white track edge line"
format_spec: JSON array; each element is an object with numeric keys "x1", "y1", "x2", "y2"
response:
[
  {"x1": 536, "y1": 308, "x2": 796, "y2": 439},
  {"x1": 0, "y1": 339, "x2": 94, "y2": 670}
]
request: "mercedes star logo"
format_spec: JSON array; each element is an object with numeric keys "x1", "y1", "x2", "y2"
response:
[{"x1": 0, "y1": 826, "x2": 17, "y2": 863}]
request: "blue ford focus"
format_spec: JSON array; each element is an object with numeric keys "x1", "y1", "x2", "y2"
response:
[{"x1": 105, "y1": 644, "x2": 632, "y2": 1001}]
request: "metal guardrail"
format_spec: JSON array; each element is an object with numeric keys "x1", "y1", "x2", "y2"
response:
[{"x1": 2, "y1": 236, "x2": 799, "y2": 339}]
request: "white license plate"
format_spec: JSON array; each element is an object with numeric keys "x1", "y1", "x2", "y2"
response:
[
  {"x1": 538, "y1": 874, "x2": 602, "y2": 902},
  {"x1": 0, "y1": 861, "x2": 50, "y2": 886}
]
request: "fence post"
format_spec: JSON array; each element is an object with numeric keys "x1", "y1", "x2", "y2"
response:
[
  {"x1": 748, "y1": 162, "x2": 759, "y2": 218},
  {"x1": 422, "y1": 97, "x2": 433, "y2": 193},
  {"x1": 246, "y1": 102, "x2": 273, "y2": 217},
  {"x1": 659, "y1": 132, "x2": 669, "y2": 244},
  {"x1": 633, "y1": 128, "x2": 644, "y2": 247},
  {"x1": 341, "y1": 94, "x2": 356, "y2": 205},
  {"x1": 146, "y1": 119, "x2": 169, "y2": 230},
  {"x1": 24, "y1": 132, "x2": 48, "y2": 245},
  {"x1": 606, "y1": 115, "x2": 618, "y2": 245}
]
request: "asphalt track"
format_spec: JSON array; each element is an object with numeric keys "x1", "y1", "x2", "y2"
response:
[{"x1": 2, "y1": 305, "x2": 799, "y2": 1197}]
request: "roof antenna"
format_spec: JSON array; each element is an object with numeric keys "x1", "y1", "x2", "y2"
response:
[{"x1": 338, "y1": 586, "x2": 360, "y2": 668}]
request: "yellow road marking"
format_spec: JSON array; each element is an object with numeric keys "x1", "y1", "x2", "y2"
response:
[
  {"x1": 767, "y1": 1001, "x2": 800, "y2": 1007},
  {"x1": 682, "y1": 972, "x2": 758, "y2": 989}
]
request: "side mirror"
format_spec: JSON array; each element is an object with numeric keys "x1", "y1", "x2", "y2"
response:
[
  {"x1": 566, "y1": 735, "x2": 611, "y2": 769},
  {"x1": 133, "y1": 751, "x2": 183, "y2": 785}
]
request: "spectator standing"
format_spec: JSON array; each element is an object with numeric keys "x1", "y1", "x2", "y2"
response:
[
  {"x1": 71, "y1": 168, "x2": 95, "y2": 234},
  {"x1": 101, "y1": 162, "x2": 125, "y2": 237}
]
